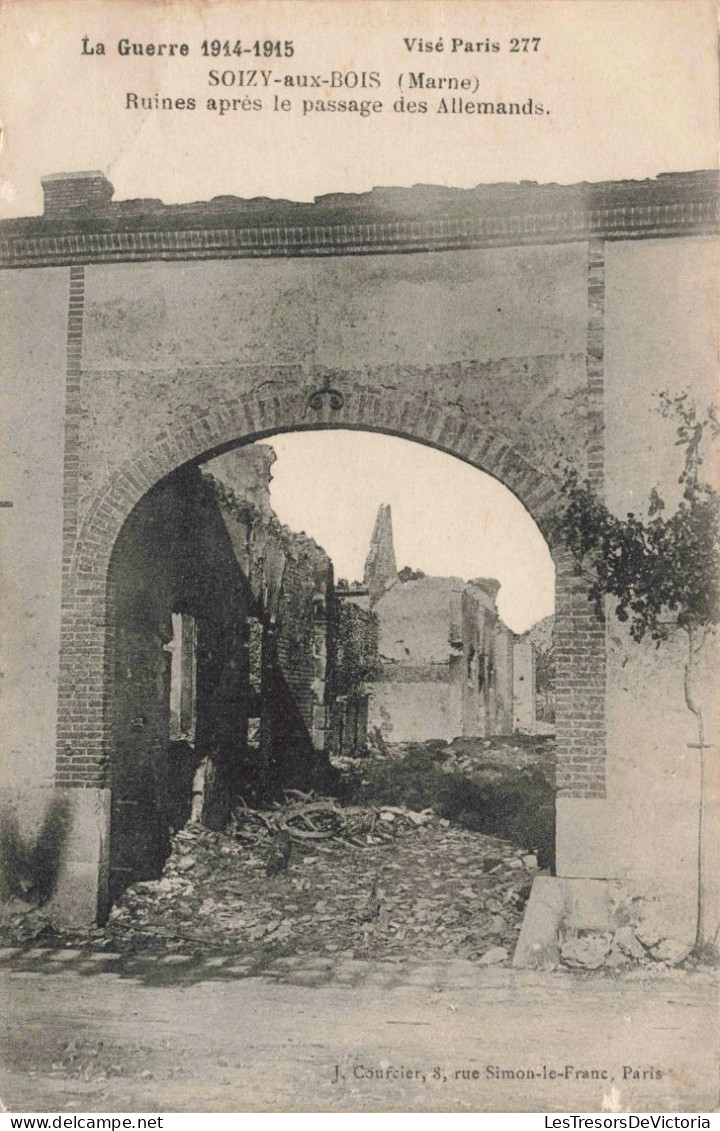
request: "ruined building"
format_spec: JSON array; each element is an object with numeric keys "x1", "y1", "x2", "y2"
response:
[
  {"x1": 514, "y1": 615, "x2": 556, "y2": 733},
  {"x1": 357, "y1": 504, "x2": 550, "y2": 742},
  {"x1": 6, "y1": 171, "x2": 714, "y2": 945},
  {"x1": 355, "y1": 505, "x2": 512, "y2": 741},
  {"x1": 329, "y1": 598, "x2": 378, "y2": 757},
  {"x1": 363, "y1": 504, "x2": 397, "y2": 603},
  {"x1": 109, "y1": 444, "x2": 340, "y2": 898}
]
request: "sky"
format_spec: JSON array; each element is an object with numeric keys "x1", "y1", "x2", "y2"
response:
[{"x1": 257, "y1": 431, "x2": 555, "y2": 634}]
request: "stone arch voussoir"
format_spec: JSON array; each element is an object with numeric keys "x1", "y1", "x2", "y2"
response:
[{"x1": 72, "y1": 386, "x2": 563, "y2": 589}]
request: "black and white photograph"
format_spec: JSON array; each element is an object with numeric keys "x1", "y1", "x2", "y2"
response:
[{"x1": 0, "y1": 0, "x2": 718, "y2": 1116}]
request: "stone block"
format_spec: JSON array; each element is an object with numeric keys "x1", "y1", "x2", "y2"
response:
[
  {"x1": 49, "y1": 788, "x2": 111, "y2": 926},
  {"x1": 0, "y1": 783, "x2": 112, "y2": 927},
  {"x1": 478, "y1": 946, "x2": 508, "y2": 966},
  {"x1": 513, "y1": 876, "x2": 623, "y2": 968},
  {"x1": 0, "y1": 785, "x2": 69, "y2": 907},
  {"x1": 512, "y1": 876, "x2": 564, "y2": 968},
  {"x1": 564, "y1": 878, "x2": 616, "y2": 931},
  {"x1": 560, "y1": 932, "x2": 612, "y2": 969},
  {"x1": 650, "y1": 937, "x2": 692, "y2": 965},
  {"x1": 613, "y1": 926, "x2": 647, "y2": 960}
]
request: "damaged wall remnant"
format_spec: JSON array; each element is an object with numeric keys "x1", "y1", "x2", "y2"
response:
[
  {"x1": 108, "y1": 445, "x2": 338, "y2": 902},
  {"x1": 360, "y1": 504, "x2": 525, "y2": 742},
  {"x1": 330, "y1": 596, "x2": 379, "y2": 756}
]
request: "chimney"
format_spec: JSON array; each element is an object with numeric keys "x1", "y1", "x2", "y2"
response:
[{"x1": 41, "y1": 171, "x2": 114, "y2": 218}]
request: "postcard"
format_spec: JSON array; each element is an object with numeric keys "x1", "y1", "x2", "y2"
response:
[{"x1": 0, "y1": 0, "x2": 718, "y2": 1115}]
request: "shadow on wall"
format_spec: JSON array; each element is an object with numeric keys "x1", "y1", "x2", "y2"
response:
[
  {"x1": 0, "y1": 795, "x2": 73, "y2": 906},
  {"x1": 264, "y1": 665, "x2": 340, "y2": 800}
]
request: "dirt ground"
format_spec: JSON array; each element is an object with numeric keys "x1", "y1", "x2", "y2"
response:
[
  {"x1": 1, "y1": 812, "x2": 718, "y2": 1114},
  {"x1": 2, "y1": 766, "x2": 717, "y2": 1114},
  {"x1": 1, "y1": 959, "x2": 718, "y2": 1113}
]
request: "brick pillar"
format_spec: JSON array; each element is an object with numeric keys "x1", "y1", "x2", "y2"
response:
[
  {"x1": 553, "y1": 550, "x2": 606, "y2": 799},
  {"x1": 53, "y1": 265, "x2": 112, "y2": 923},
  {"x1": 42, "y1": 172, "x2": 114, "y2": 218},
  {"x1": 553, "y1": 239, "x2": 607, "y2": 804},
  {"x1": 552, "y1": 239, "x2": 609, "y2": 883}
]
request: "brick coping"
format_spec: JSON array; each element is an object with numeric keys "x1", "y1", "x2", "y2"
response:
[{"x1": 0, "y1": 170, "x2": 717, "y2": 266}]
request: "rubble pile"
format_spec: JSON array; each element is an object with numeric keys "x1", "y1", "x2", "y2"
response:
[
  {"x1": 559, "y1": 921, "x2": 694, "y2": 971},
  {"x1": 104, "y1": 798, "x2": 539, "y2": 965},
  {"x1": 340, "y1": 736, "x2": 556, "y2": 870},
  {"x1": 334, "y1": 734, "x2": 555, "y2": 785},
  {"x1": 437, "y1": 735, "x2": 556, "y2": 784}
]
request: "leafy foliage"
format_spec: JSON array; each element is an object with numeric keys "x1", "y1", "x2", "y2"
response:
[
  {"x1": 343, "y1": 746, "x2": 556, "y2": 868},
  {"x1": 333, "y1": 601, "x2": 380, "y2": 694},
  {"x1": 544, "y1": 392, "x2": 719, "y2": 644},
  {"x1": 545, "y1": 391, "x2": 720, "y2": 951}
]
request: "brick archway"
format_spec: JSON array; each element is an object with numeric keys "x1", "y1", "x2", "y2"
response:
[{"x1": 57, "y1": 383, "x2": 604, "y2": 809}]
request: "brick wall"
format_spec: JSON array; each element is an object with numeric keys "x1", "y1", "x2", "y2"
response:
[
  {"x1": 553, "y1": 551, "x2": 606, "y2": 797},
  {"x1": 5, "y1": 172, "x2": 719, "y2": 921},
  {"x1": 0, "y1": 170, "x2": 713, "y2": 267},
  {"x1": 107, "y1": 468, "x2": 252, "y2": 895},
  {"x1": 41, "y1": 173, "x2": 114, "y2": 220},
  {"x1": 49, "y1": 195, "x2": 612, "y2": 804},
  {"x1": 205, "y1": 451, "x2": 336, "y2": 787}
]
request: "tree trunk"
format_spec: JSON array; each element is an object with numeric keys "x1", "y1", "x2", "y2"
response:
[{"x1": 684, "y1": 628, "x2": 716, "y2": 952}]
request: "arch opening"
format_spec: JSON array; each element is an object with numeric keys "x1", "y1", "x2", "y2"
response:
[
  {"x1": 100, "y1": 427, "x2": 559, "y2": 905},
  {"x1": 56, "y1": 396, "x2": 606, "y2": 927}
]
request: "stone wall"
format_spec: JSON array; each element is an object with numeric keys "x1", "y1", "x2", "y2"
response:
[
  {"x1": 0, "y1": 172, "x2": 716, "y2": 927},
  {"x1": 575, "y1": 236, "x2": 719, "y2": 937},
  {"x1": 0, "y1": 267, "x2": 67, "y2": 788},
  {"x1": 366, "y1": 575, "x2": 516, "y2": 742},
  {"x1": 46, "y1": 247, "x2": 601, "y2": 812},
  {"x1": 1, "y1": 440, "x2": 337, "y2": 915},
  {"x1": 108, "y1": 452, "x2": 337, "y2": 901},
  {"x1": 330, "y1": 599, "x2": 378, "y2": 756},
  {"x1": 108, "y1": 468, "x2": 250, "y2": 900},
  {"x1": 71, "y1": 247, "x2": 588, "y2": 545},
  {"x1": 204, "y1": 447, "x2": 336, "y2": 786}
]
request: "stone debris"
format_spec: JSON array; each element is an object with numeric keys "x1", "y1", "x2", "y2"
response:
[
  {"x1": 426, "y1": 735, "x2": 555, "y2": 784},
  {"x1": 634, "y1": 918, "x2": 664, "y2": 952},
  {"x1": 558, "y1": 924, "x2": 697, "y2": 972},
  {"x1": 559, "y1": 932, "x2": 612, "y2": 970},
  {"x1": 612, "y1": 925, "x2": 648, "y2": 961},
  {"x1": 650, "y1": 937, "x2": 692, "y2": 966},
  {"x1": 100, "y1": 800, "x2": 539, "y2": 966},
  {"x1": 39, "y1": 1039, "x2": 137, "y2": 1084},
  {"x1": 0, "y1": 902, "x2": 54, "y2": 943},
  {"x1": 478, "y1": 946, "x2": 508, "y2": 966}
]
